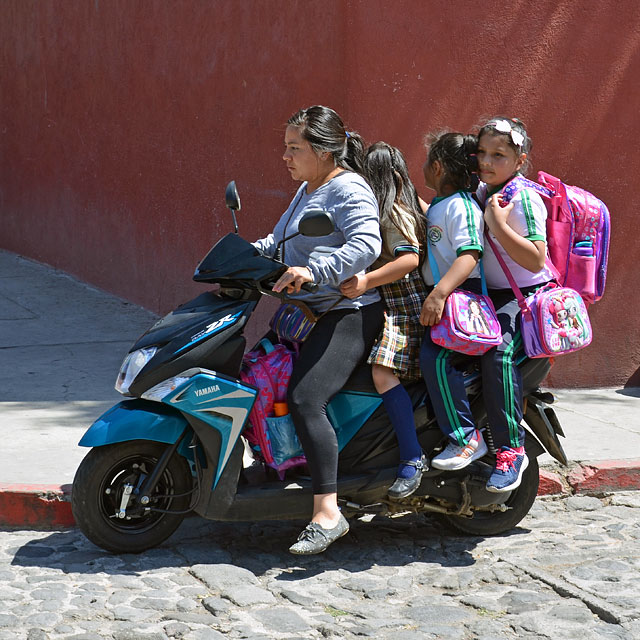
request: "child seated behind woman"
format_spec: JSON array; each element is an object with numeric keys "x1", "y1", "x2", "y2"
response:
[
  {"x1": 340, "y1": 142, "x2": 430, "y2": 499},
  {"x1": 418, "y1": 131, "x2": 488, "y2": 471}
]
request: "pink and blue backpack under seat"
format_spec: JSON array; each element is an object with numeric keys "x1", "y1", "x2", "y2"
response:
[
  {"x1": 500, "y1": 172, "x2": 610, "y2": 306},
  {"x1": 239, "y1": 339, "x2": 306, "y2": 474}
]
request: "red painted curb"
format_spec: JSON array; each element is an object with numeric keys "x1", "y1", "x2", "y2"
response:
[
  {"x1": 0, "y1": 484, "x2": 74, "y2": 528},
  {"x1": 567, "y1": 459, "x2": 640, "y2": 493},
  {"x1": 538, "y1": 469, "x2": 567, "y2": 496}
]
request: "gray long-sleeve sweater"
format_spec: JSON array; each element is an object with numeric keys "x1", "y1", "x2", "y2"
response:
[{"x1": 253, "y1": 172, "x2": 382, "y2": 313}]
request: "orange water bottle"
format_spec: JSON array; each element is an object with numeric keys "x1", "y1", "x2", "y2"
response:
[{"x1": 273, "y1": 402, "x2": 288, "y2": 417}]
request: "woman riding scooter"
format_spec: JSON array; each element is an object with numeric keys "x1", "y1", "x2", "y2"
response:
[{"x1": 253, "y1": 105, "x2": 384, "y2": 555}]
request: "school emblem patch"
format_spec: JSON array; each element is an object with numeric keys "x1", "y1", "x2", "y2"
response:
[{"x1": 428, "y1": 226, "x2": 443, "y2": 243}]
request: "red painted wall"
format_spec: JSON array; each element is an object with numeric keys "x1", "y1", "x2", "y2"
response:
[{"x1": 2, "y1": 1, "x2": 639, "y2": 387}]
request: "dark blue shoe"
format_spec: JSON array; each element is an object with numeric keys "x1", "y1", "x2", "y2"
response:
[
  {"x1": 388, "y1": 454, "x2": 428, "y2": 499},
  {"x1": 486, "y1": 447, "x2": 529, "y2": 493}
]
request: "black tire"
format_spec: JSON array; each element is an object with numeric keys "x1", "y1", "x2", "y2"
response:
[
  {"x1": 437, "y1": 456, "x2": 540, "y2": 536},
  {"x1": 72, "y1": 440, "x2": 193, "y2": 554}
]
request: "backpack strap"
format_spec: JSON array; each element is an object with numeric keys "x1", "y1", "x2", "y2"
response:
[
  {"x1": 258, "y1": 338, "x2": 275, "y2": 354},
  {"x1": 484, "y1": 233, "x2": 527, "y2": 312},
  {"x1": 500, "y1": 175, "x2": 553, "y2": 204}
]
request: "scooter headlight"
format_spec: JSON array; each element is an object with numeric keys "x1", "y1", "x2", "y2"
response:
[
  {"x1": 115, "y1": 346, "x2": 158, "y2": 395},
  {"x1": 141, "y1": 375, "x2": 191, "y2": 402}
]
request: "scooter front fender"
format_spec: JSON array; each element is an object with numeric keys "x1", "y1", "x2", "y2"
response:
[{"x1": 78, "y1": 399, "x2": 189, "y2": 448}]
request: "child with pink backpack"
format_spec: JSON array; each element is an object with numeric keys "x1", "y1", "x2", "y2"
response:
[{"x1": 474, "y1": 117, "x2": 556, "y2": 492}]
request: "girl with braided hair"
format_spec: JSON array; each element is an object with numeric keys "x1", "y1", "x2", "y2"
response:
[{"x1": 340, "y1": 141, "x2": 429, "y2": 499}]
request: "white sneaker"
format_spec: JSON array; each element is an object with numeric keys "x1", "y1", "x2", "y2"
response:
[{"x1": 431, "y1": 429, "x2": 488, "y2": 470}]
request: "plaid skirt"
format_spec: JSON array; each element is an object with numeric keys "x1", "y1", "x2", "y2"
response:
[{"x1": 367, "y1": 269, "x2": 430, "y2": 380}]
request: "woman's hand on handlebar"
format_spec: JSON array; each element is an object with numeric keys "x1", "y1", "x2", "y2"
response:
[{"x1": 272, "y1": 266, "x2": 314, "y2": 294}]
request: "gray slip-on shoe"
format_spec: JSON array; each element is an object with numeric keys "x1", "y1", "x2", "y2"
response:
[{"x1": 289, "y1": 513, "x2": 350, "y2": 555}]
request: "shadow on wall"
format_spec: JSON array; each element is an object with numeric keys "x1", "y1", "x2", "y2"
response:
[{"x1": 624, "y1": 367, "x2": 640, "y2": 390}]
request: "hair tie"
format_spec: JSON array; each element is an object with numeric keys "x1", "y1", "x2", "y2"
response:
[{"x1": 345, "y1": 131, "x2": 351, "y2": 139}]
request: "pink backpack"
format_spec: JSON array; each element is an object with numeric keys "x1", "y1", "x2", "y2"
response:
[
  {"x1": 500, "y1": 172, "x2": 610, "y2": 305},
  {"x1": 239, "y1": 339, "x2": 292, "y2": 465},
  {"x1": 239, "y1": 338, "x2": 305, "y2": 474}
]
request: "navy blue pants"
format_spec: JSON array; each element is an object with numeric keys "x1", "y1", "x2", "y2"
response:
[
  {"x1": 420, "y1": 329, "x2": 477, "y2": 446},
  {"x1": 481, "y1": 290, "x2": 526, "y2": 449},
  {"x1": 421, "y1": 283, "x2": 546, "y2": 450},
  {"x1": 419, "y1": 278, "x2": 482, "y2": 447}
]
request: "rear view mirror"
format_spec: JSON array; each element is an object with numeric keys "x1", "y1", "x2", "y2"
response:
[
  {"x1": 224, "y1": 181, "x2": 241, "y2": 233},
  {"x1": 225, "y1": 181, "x2": 241, "y2": 211},
  {"x1": 298, "y1": 210, "x2": 335, "y2": 237}
]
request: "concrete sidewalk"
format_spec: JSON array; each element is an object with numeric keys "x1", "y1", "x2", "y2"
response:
[{"x1": 1, "y1": 249, "x2": 639, "y2": 528}]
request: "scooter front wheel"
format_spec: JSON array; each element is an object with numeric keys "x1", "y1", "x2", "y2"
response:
[{"x1": 72, "y1": 440, "x2": 193, "y2": 554}]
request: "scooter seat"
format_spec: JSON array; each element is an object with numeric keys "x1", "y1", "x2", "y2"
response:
[{"x1": 341, "y1": 362, "x2": 377, "y2": 393}]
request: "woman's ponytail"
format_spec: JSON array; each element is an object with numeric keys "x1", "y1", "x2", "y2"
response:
[{"x1": 343, "y1": 131, "x2": 366, "y2": 175}]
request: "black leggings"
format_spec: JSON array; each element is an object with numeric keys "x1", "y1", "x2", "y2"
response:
[{"x1": 287, "y1": 301, "x2": 384, "y2": 494}]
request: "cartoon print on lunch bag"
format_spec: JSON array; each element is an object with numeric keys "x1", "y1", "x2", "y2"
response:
[
  {"x1": 466, "y1": 298, "x2": 491, "y2": 335},
  {"x1": 548, "y1": 297, "x2": 571, "y2": 351},
  {"x1": 563, "y1": 294, "x2": 585, "y2": 347},
  {"x1": 541, "y1": 291, "x2": 589, "y2": 354}
]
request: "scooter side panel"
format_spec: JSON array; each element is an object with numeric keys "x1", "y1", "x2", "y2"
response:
[
  {"x1": 161, "y1": 371, "x2": 257, "y2": 486},
  {"x1": 78, "y1": 399, "x2": 188, "y2": 447},
  {"x1": 327, "y1": 391, "x2": 383, "y2": 451}
]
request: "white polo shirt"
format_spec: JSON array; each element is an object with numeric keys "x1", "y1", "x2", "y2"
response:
[
  {"x1": 421, "y1": 191, "x2": 483, "y2": 285},
  {"x1": 477, "y1": 182, "x2": 555, "y2": 289}
]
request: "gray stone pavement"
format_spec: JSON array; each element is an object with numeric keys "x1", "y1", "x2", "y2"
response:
[
  {"x1": 0, "y1": 492, "x2": 639, "y2": 639},
  {"x1": 1, "y1": 249, "x2": 640, "y2": 488}
]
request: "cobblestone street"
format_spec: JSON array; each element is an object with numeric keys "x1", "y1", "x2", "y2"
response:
[{"x1": 1, "y1": 492, "x2": 639, "y2": 639}]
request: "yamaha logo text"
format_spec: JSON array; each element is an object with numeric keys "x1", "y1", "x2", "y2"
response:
[{"x1": 195, "y1": 385, "x2": 221, "y2": 397}]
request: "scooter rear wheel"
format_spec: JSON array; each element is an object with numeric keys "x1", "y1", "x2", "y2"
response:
[
  {"x1": 436, "y1": 455, "x2": 540, "y2": 536},
  {"x1": 72, "y1": 440, "x2": 193, "y2": 554}
]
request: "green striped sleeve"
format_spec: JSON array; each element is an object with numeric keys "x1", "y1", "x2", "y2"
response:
[
  {"x1": 456, "y1": 244, "x2": 483, "y2": 256},
  {"x1": 521, "y1": 190, "x2": 537, "y2": 237},
  {"x1": 461, "y1": 192, "x2": 480, "y2": 246},
  {"x1": 393, "y1": 246, "x2": 419, "y2": 255}
]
